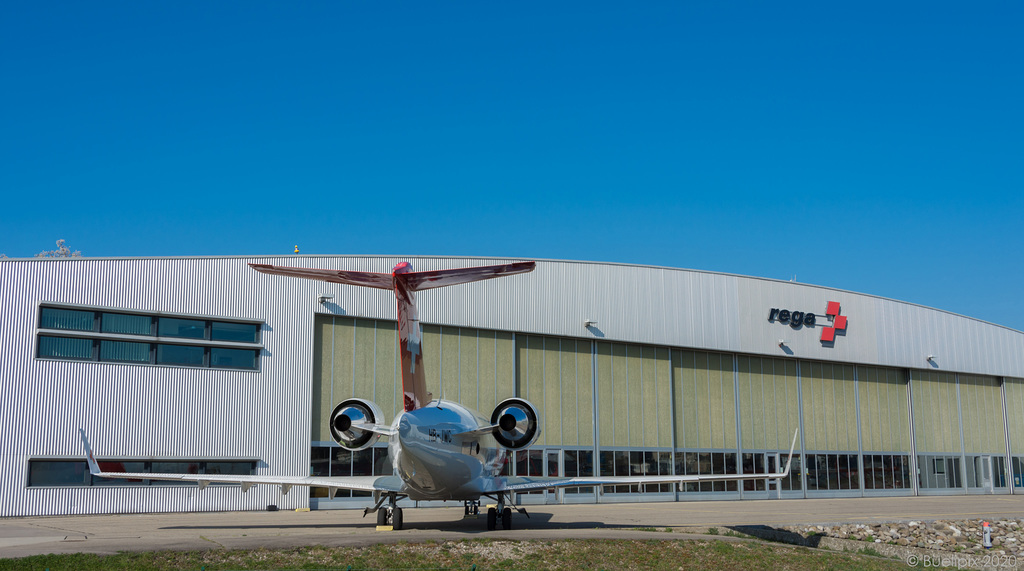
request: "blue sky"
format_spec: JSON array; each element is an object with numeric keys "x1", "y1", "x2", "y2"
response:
[{"x1": 2, "y1": 2, "x2": 1022, "y2": 330}]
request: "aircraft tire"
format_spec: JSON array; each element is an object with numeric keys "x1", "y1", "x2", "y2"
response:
[
  {"x1": 486, "y1": 507, "x2": 497, "y2": 531},
  {"x1": 501, "y1": 507, "x2": 512, "y2": 530},
  {"x1": 393, "y1": 507, "x2": 403, "y2": 530},
  {"x1": 376, "y1": 509, "x2": 387, "y2": 526}
]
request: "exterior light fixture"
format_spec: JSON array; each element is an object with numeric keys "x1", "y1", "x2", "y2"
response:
[
  {"x1": 319, "y1": 295, "x2": 334, "y2": 305},
  {"x1": 778, "y1": 339, "x2": 786, "y2": 347},
  {"x1": 927, "y1": 355, "x2": 935, "y2": 362},
  {"x1": 583, "y1": 319, "x2": 598, "y2": 328}
]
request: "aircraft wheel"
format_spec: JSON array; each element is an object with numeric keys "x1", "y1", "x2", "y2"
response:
[
  {"x1": 501, "y1": 507, "x2": 512, "y2": 530},
  {"x1": 376, "y1": 509, "x2": 387, "y2": 526},
  {"x1": 486, "y1": 507, "x2": 497, "y2": 531},
  {"x1": 393, "y1": 507, "x2": 404, "y2": 530}
]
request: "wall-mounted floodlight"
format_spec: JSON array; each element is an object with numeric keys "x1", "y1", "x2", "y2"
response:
[
  {"x1": 584, "y1": 319, "x2": 598, "y2": 328},
  {"x1": 319, "y1": 295, "x2": 334, "y2": 305},
  {"x1": 927, "y1": 355, "x2": 936, "y2": 362},
  {"x1": 778, "y1": 339, "x2": 786, "y2": 347}
]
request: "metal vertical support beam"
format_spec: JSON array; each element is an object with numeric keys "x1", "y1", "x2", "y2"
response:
[
  {"x1": 795, "y1": 360, "x2": 807, "y2": 498},
  {"x1": 372, "y1": 321, "x2": 378, "y2": 402},
  {"x1": 330, "y1": 316, "x2": 335, "y2": 419},
  {"x1": 456, "y1": 328, "x2": 461, "y2": 403},
  {"x1": 1000, "y1": 377, "x2": 1014, "y2": 495},
  {"x1": 513, "y1": 332, "x2": 520, "y2": 398},
  {"x1": 639, "y1": 347, "x2": 645, "y2": 450},
  {"x1": 437, "y1": 326, "x2": 444, "y2": 401},
  {"x1": 955, "y1": 373, "x2": 968, "y2": 493},
  {"x1": 625, "y1": 346, "x2": 630, "y2": 447},
  {"x1": 573, "y1": 339, "x2": 579, "y2": 463},
  {"x1": 732, "y1": 353, "x2": 744, "y2": 499},
  {"x1": 475, "y1": 330, "x2": 480, "y2": 412},
  {"x1": 669, "y1": 349, "x2": 679, "y2": 503},
  {"x1": 590, "y1": 340, "x2": 600, "y2": 504},
  {"x1": 351, "y1": 317, "x2": 357, "y2": 398},
  {"x1": 906, "y1": 369, "x2": 920, "y2": 496},
  {"x1": 854, "y1": 365, "x2": 865, "y2": 496}
]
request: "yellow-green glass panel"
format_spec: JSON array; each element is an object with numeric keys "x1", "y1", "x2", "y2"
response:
[
  {"x1": 912, "y1": 371, "x2": 961, "y2": 454},
  {"x1": 495, "y1": 331, "x2": 515, "y2": 403},
  {"x1": 420, "y1": 325, "x2": 441, "y2": 402},
  {"x1": 737, "y1": 356, "x2": 800, "y2": 451},
  {"x1": 1006, "y1": 378, "x2": 1024, "y2": 456},
  {"x1": 858, "y1": 366, "x2": 911, "y2": 453},
  {"x1": 655, "y1": 347, "x2": 672, "y2": 448},
  {"x1": 577, "y1": 340, "x2": 594, "y2": 447},
  {"x1": 596, "y1": 342, "x2": 614, "y2": 447},
  {"x1": 373, "y1": 321, "x2": 399, "y2": 421},
  {"x1": 959, "y1": 375, "x2": 1005, "y2": 455}
]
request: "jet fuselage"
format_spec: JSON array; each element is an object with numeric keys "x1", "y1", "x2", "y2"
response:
[{"x1": 390, "y1": 400, "x2": 508, "y2": 501}]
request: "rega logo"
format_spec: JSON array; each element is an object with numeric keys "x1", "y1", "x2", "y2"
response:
[
  {"x1": 767, "y1": 308, "x2": 817, "y2": 328},
  {"x1": 768, "y1": 301, "x2": 847, "y2": 344}
]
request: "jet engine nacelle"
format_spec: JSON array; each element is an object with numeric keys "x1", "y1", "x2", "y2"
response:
[
  {"x1": 330, "y1": 398, "x2": 385, "y2": 451},
  {"x1": 490, "y1": 398, "x2": 541, "y2": 450}
]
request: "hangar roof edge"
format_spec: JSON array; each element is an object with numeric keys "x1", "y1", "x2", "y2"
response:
[{"x1": 3, "y1": 253, "x2": 1019, "y2": 335}]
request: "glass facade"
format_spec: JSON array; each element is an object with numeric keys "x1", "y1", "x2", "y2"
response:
[{"x1": 309, "y1": 315, "x2": 1021, "y2": 503}]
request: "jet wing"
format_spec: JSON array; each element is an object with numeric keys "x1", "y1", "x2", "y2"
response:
[
  {"x1": 486, "y1": 428, "x2": 799, "y2": 494},
  {"x1": 486, "y1": 471, "x2": 789, "y2": 494},
  {"x1": 79, "y1": 429, "x2": 403, "y2": 495}
]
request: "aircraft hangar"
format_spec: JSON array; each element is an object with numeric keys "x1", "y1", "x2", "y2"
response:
[{"x1": 2, "y1": 255, "x2": 1023, "y2": 517}]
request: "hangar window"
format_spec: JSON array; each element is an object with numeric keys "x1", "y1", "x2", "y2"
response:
[
  {"x1": 917, "y1": 455, "x2": 962, "y2": 489},
  {"x1": 102, "y1": 313, "x2": 151, "y2": 335},
  {"x1": 40, "y1": 307, "x2": 95, "y2": 331},
  {"x1": 1013, "y1": 457, "x2": 1024, "y2": 488},
  {"x1": 804, "y1": 453, "x2": 860, "y2": 491},
  {"x1": 36, "y1": 304, "x2": 262, "y2": 371},
  {"x1": 38, "y1": 336, "x2": 93, "y2": 360},
  {"x1": 862, "y1": 454, "x2": 911, "y2": 490},
  {"x1": 562, "y1": 450, "x2": 594, "y2": 494},
  {"x1": 674, "y1": 451, "x2": 739, "y2": 493},
  {"x1": 27, "y1": 459, "x2": 257, "y2": 487}
]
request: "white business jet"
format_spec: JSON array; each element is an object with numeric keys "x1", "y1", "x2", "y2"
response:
[{"x1": 82, "y1": 260, "x2": 796, "y2": 531}]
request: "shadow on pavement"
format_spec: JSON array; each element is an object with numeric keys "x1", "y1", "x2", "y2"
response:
[
  {"x1": 161, "y1": 510, "x2": 640, "y2": 534},
  {"x1": 729, "y1": 525, "x2": 822, "y2": 548}
]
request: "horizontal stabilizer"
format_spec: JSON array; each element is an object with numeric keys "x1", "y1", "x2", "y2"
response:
[
  {"x1": 249, "y1": 264, "x2": 393, "y2": 290},
  {"x1": 401, "y1": 262, "x2": 536, "y2": 291}
]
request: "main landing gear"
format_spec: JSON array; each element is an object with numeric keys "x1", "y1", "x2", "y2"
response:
[
  {"x1": 365, "y1": 492, "x2": 407, "y2": 530},
  {"x1": 483, "y1": 492, "x2": 528, "y2": 531}
]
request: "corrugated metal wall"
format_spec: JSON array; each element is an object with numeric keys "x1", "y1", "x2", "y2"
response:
[{"x1": 3, "y1": 254, "x2": 1023, "y2": 516}]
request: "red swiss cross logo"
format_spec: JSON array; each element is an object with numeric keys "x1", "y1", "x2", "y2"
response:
[{"x1": 820, "y1": 301, "x2": 847, "y2": 343}]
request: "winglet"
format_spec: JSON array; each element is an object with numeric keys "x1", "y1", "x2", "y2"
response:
[
  {"x1": 781, "y1": 428, "x2": 799, "y2": 477},
  {"x1": 79, "y1": 428, "x2": 102, "y2": 476}
]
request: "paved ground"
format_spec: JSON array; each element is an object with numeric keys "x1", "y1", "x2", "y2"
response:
[{"x1": 2, "y1": 495, "x2": 1023, "y2": 559}]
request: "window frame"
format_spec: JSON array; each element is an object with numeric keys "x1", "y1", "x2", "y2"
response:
[{"x1": 35, "y1": 303, "x2": 263, "y2": 372}]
